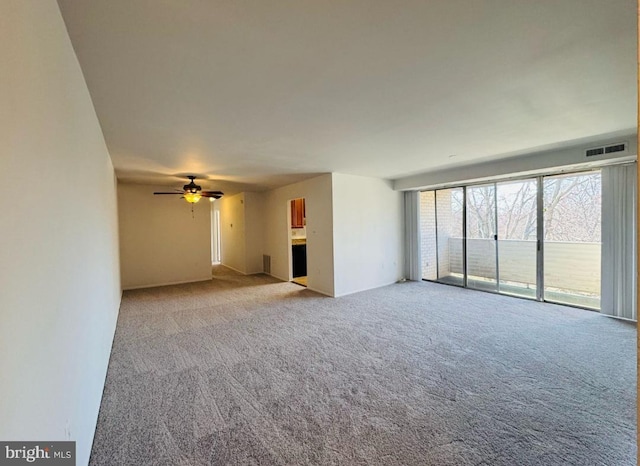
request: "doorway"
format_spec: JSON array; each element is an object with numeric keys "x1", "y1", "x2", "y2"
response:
[
  {"x1": 289, "y1": 198, "x2": 307, "y2": 287},
  {"x1": 211, "y1": 201, "x2": 221, "y2": 264}
]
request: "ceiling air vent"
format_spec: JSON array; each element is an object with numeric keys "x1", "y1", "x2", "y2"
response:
[{"x1": 585, "y1": 142, "x2": 627, "y2": 157}]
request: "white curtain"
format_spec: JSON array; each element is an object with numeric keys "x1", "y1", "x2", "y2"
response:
[
  {"x1": 404, "y1": 191, "x2": 422, "y2": 281},
  {"x1": 601, "y1": 164, "x2": 637, "y2": 321}
]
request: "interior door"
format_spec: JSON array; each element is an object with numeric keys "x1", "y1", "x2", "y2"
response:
[{"x1": 465, "y1": 184, "x2": 498, "y2": 291}]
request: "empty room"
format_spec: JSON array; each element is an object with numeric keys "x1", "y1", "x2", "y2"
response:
[{"x1": 1, "y1": 1, "x2": 637, "y2": 465}]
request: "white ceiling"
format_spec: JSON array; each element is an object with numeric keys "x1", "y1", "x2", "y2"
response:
[{"x1": 57, "y1": 0, "x2": 637, "y2": 193}]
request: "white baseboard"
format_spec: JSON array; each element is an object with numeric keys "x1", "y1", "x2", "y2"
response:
[
  {"x1": 267, "y1": 272, "x2": 289, "y2": 282},
  {"x1": 218, "y1": 263, "x2": 246, "y2": 275},
  {"x1": 123, "y1": 277, "x2": 212, "y2": 290},
  {"x1": 306, "y1": 286, "x2": 333, "y2": 297},
  {"x1": 332, "y1": 279, "x2": 398, "y2": 298},
  {"x1": 219, "y1": 263, "x2": 267, "y2": 275}
]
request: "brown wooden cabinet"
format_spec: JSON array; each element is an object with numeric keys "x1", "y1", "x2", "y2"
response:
[{"x1": 291, "y1": 198, "x2": 305, "y2": 228}]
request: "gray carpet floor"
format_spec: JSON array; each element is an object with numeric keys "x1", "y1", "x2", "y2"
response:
[{"x1": 90, "y1": 266, "x2": 636, "y2": 465}]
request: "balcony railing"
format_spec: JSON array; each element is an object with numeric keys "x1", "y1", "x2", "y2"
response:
[{"x1": 423, "y1": 238, "x2": 601, "y2": 308}]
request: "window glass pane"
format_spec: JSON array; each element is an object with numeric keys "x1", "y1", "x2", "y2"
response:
[
  {"x1": 496, "y1": 179, "x2": 537, "y2": 298},
  {"x1": 419, "y1": 191, "x2": 437, "y2": 280},
  {"x1": 543, "y1": 172, "x2": 601, "y2": 309},
  {"x1": 435, "y1": 188, "x2": 464, "y2": 286},
  {"x1": 466, "y1": 184, "x2": 497, "y2": 291}
]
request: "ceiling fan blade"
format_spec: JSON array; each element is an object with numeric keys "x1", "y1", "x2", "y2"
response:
[
  {"x1": 201, "y1": 191, "x2": 224, "y2": 196},
  {"x1": 153, "y1": 192, "x2": 184, "y2": 195}
]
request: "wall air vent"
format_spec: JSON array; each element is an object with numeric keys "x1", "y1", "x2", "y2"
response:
[
  {"x1": 604, "y1": 143, "x2": 626, "y2": 154},
  {"x1": 585, "y1": 142, "x2": 627, "y2": 157},
  {"x1": 585, "y1": 147, "x2": 604, "y2": 157}
]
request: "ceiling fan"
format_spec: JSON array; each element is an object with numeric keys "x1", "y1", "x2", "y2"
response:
[{"x1": 153, "y1": 176, "x2": 224, "y2": 203}]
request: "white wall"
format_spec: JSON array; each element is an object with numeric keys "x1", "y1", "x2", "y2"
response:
[
  {"x1": 217, "y1": 191, "x2": 269, "y2": 275},
  {"x1": 0, "y1": 2, "x2": 121, "y2": 465},
  {"x1": 118, "y1": 183, "x2": 212, "y2": 289},
  {"x1": 244, "y1": 192, "x2": 266, "y2": 274},
  {"x1": 219, "y1": 193, "x2": 247, "y2": 273},
  {"x1": 393, "y1": 135, "x2": 637, "y2": 190},
  {"x1": 262, "y1": 175, "x2": 335, "y2": 296},
  {"x1": 234, "y1": 173, "x2": 402, "y2": 298},
  {"x1": 332, "y1": 174, "x2": 404, "y2": 296}
]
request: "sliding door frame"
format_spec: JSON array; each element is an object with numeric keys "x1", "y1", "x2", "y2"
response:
[
  {"x1": 420, "y1": 167, "x2": 603, "y2": 310},
  {"x1": 433, "y1": 190, "x2": 440, "y2": 280},
  {"x1": 540, "y1": 170, "x2": 603, "y2": 310},
  {"x1": 432, "y1": 187, "x2": 467, "y2": 287},
  {"x1": 536, "y1": 176, "x2": 544, "y2": 301},
  {"x1": 462, "y1": 186, "x2": 468, "y2": 288},
  {"x1": 494, "y1": 183, "x2": 500, "y2": 294},
  {"x1": 465, "y1": 182, "x2": 499, "y2": 292}
]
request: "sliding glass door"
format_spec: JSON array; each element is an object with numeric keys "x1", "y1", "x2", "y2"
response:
[
  {"x1": 419, "y1": 191, "x2": 437, "y2": 281},
  {"x1": 419, "y1": 170, "x2": 602, "y2": 310},
  {"x1": 543, "y1": 172, "x2": 601, "y2": 309},
  {"x1": 419, "y1": 188, "x2": 464, "y2": 285},
  {"x1": 435, "y1": 188, "x2": 464, "y2": 286},
  {"x1": 496, "y1": 179, "x2": 537, "y2": 298},
  {"x1": 465, "y1": 184, "x2": 498, "y2": 291}
]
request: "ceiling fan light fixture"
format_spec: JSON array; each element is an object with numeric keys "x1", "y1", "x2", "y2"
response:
[
  {"x1": 183, "y1": 192, "x2": 202, "y2": 203},
  {"x1": 153, "y1": 176, "x2": 223, "y2": 209}
]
